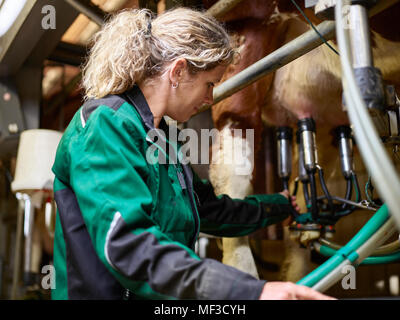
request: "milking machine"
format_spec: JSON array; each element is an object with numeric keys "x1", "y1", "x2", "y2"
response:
[
  {"x1": 277, "y1": 116, "x2": 400, "y2": 290},
  {"x1": 277, "y1": 121, "x2": 365, "y2": 242},
  {"x1": 275, "y1": 0, "x2": 400, "y2": 291}
]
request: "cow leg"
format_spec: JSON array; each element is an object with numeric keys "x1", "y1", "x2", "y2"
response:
[
  {"x1": 209, "y1": 120, "x2": 259, "y2": 279},
  {"x1": 221, "y1": 237, "x2": 258, "y2": 278},
  {"x1": 279, "y1": 228, "x2": 311, "y2": 282}
]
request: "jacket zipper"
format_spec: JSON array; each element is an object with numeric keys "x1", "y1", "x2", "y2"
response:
[{"x1": 176, "y1": 163, "x2": 199, "y2": 250}]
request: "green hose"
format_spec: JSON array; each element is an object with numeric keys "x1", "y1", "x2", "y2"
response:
[
  {"x1": 339, "y1": 205, "x2": 388, "y2": 253},
  {"x1": 296, "y1": 255, "x2": 345, "y2": 287},
  {"x1": 297, "y1": 204, "x2": 389, "y2": 287},
  {"x1": 359, "y1": 252, "x2": 400, "y2": 265},
  {"x1": 318, "y1": 243, "x2": 400, "y2": 265}
]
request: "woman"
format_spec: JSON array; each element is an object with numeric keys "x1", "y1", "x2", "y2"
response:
[{"x1": 51, "y1": 7, "x2": 333, "y2": 300}]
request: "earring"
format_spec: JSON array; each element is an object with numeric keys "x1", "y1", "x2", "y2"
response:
[{"x1": 172, "y1": 82, "x2": 179, "y2": 89}]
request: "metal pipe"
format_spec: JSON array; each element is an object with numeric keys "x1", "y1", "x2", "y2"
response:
[
  {"x1": 298, "y1": 118, "x2": 318, "y2": 172},
  {"x1": 334, "y1": 126, "x2": 354, "y2": 178},
  {"x1": 339, "y1": 138, "x2": 353, "y2": 176},
  {"x1": 206, "y1": 0, "x2": 245, "y2": 19},
  {"x1": 64, "y1": 0, "x2": 105, "y2": 26},
  {"x1": 302, "y1": 131, "x2": 318, "y2": 171},
  {"x1": 331, "y1": 196, "x2": 376, "y2": 211},
  {"x1": 349, "y1": 4, "x2": 373, "y2": 68},
  {"x1": 277, "y1": 127, "x2": 293, "y2": 181},
  {"x1": 298, "y1": 116, "x2": 322, "y2": 221},
  {"x1": 297, "y1": 131, "x2": 309, "y2": 182},
  {"x1": 211, "y1": 20, "x2": 336, "y2": 105},
  {"x1": 277, "y1": 139, "x2": 292, "y2": 178},
  {"x1": 194, "y1": 0, "x2": 399, "y2": 112}
]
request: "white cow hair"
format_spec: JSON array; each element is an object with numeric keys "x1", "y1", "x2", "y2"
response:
[
  {"x1": 209, "y1": 121, "x2": 259, "y2": 279},
  {"x1": 279, "y1": 227, "x2": 312, "y2": 282}
]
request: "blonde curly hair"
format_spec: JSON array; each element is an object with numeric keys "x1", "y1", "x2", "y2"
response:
[{"x1": 81, "y1": 7, "x2": 236, "y2": 100}]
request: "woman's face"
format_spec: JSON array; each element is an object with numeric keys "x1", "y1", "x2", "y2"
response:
[{"x1": 167, "y1": 65, "x2": 227, "y2": 122}]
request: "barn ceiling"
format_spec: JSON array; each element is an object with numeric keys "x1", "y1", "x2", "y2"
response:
[
  {"x1": 0, "y1": 0, "x2": 204, "y2": 153},
  {"x1": 42, "y1": 0, "x2": 140, "y2": 118}
]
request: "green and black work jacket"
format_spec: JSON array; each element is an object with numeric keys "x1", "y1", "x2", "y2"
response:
[{"x1": 51, "y1": 85, "x2": 292, "y2": 300}]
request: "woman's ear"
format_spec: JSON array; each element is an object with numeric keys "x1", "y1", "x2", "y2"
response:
[{"x1": 169, "y1": 58, "x2": 188, "y2": 85}]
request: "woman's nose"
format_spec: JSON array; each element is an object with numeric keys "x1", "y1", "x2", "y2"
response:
[{"x1": 204, "y1": 89, "x2": 214, "y2": 104}]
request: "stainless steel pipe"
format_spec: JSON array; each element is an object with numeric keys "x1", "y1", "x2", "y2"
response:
[
  {"x1": 349, "y1": 4, "x2": 373, "y2": 68},
  {"x1": 277, "y1": 127, "x2": 293, "y2": 180},
  {"x1": 212, "y1": 20, "x2": 336, "y2": 105}
]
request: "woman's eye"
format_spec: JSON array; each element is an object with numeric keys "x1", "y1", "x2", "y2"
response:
[{"x1": 208, "y1": 82, "x2": 215, "y2": 88}]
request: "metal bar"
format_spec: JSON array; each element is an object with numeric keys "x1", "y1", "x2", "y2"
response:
[
  {"x1": 212, "y1": 20, "x2": 336, "y2": 105},
  {"x1": 349, "y1": 4, "x2": 373, "y2": 68},
  {"x1": 206, "y1": 0, "x2": 245, "y2": 19},
  {"x1": 204, "y1": 0, "x2": 399, "y2": 109},
  {"x1": 63, "y1": 0, "x2": 105, "y2": 26},
  {"x1": 331, "y1": 196, "x2": 377, "y2": 211}
]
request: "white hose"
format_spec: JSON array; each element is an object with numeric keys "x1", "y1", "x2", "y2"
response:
[
  {"x1": 355, "y1": 217, "x2": 397, "y2": 263},
  {"x1": 335, "y1": 0, "x2": 400, "y2": 231}
]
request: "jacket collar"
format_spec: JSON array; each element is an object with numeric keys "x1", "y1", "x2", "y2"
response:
[{"x1": 123, "y1": 84, "x2": 168, "y2": 133}]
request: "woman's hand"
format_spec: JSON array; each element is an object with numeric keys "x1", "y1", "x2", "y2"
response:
[
  {"x1": 259, "y1": 282, "x2": 336, "y2": 300},
  {"x1": 279, "y1": 189, "x2": 301, "y2": 213}
]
